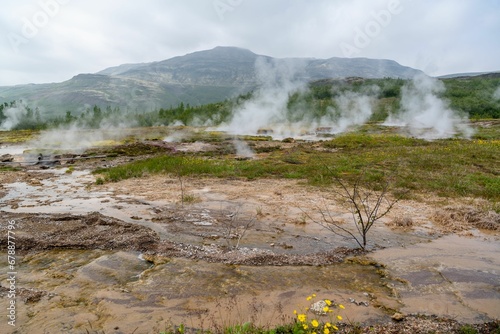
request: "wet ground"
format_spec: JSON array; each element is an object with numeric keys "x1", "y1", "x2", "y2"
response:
[{"x1": 0, "y1": 134, "x2": 499, "y2": 333}]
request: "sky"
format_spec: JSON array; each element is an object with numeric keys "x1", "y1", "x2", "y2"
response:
[{"x1": 1, "y1": 0, "x2": 499, "y2": 86}]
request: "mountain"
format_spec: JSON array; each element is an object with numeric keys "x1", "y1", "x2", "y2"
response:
[
  {"x1": 0, "y1": 46, "x2": 424, "y2": 116},
  {"x1": 438, "y1": 71, "x2": 500, "y2": 79}
]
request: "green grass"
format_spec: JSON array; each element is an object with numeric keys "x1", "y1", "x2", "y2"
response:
[
  {"x1": 94, "y1": 132, "x2": 500, "y2": 202},
  {"x1": 0, "y1": 129, "x2": 39, "y2": 143},
  {"x1": 0, "y1": 165, "x2": 21, "y2": 172}
]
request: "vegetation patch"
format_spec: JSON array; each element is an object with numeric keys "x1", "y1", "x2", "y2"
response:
[
  {"x1": 95, "y1": 130, "x2": 500, "y2": 203},
  {"x1": 432, "y1": 205, "x2": 500, "y2": 231}
]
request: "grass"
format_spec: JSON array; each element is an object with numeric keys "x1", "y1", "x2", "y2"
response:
[
  {"x1": 0, "y1": 165, "x2": 21, "y2": 172},
  {"x1": 0, "y1": 129, "x2": 39, "y2": 143},
  {"x1": 95, "y1": 131, "x2": 500, "y2": 203}
]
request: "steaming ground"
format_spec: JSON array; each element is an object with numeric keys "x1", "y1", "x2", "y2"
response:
[
  {"x1": 217, "y1": 63, "x2": 475, "y2": 139},
  {"x1": 384, "y1": 75, "x2": 474, "y2": 139},
  {"x1": 1, "y1": 61, "x2": 477, "y2": 142}
]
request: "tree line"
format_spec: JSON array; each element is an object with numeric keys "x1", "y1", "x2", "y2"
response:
[{"x1": 1, "y1": 76, "x2": 498, "y2": 131}]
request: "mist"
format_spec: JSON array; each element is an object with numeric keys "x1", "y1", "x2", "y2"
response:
[
  {"x1": 326, "y1": 86, "x2": 380, "y2": 134},
  {"x1": 218, "y1": 57, "x2": 308, "y2": 137},
  {"x1": 30, "y1": 108, "x2": 140, "y2": 154},
  {"x1": 0, "y1": 102, "x2": 39, "y2": 131},
  {"x1": 494, "y1": 86, "x2": 500, "y2": 101},
  {"x1": 383, "y1": 74, "x2": 474, "y2": 139},
  {"x1": 0, "y1": 107, "x2": 23, "y2": 130}
]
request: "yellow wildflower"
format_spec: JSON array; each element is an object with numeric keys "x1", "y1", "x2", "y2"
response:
[
  {"x1": 311, "y1": 319, "x2": 319, "y2": 328},
  {"x1": 337, "y1": 315, "x2": 343, "y2": 321},
  {"x1": 323, "y1": 306, "x2": 329, "y2": 312},
  {"x1": 325, "y1": 299, "x2": 332, "y2": 306},
  {"x1": 333, "y1": 325, "x2": 339, "y2": 331},
  {"x1": 339, "y1": 304, "x2": 345, "y2": 309},
  {"x1": 324, "y1": 328, "x2": 330, "y2": 334},
  {"x1": 293, "y1": 310, "x2": 297, "y2": 315},
  {"x1": 312, "y1": 293, "x2": 317, "y2": 297},
  {"x1": 325, "y1": 322, "x2": 332, "y2": 328},
  {"x1": 306, "y1": 296, "x2": 312, "y2": 301},
  {"x1": 303, "y1": 324, "x2": 308, "y2": 330},
  {"x1": 297, "y1": 314, "x2": 307, "y2": 322}
]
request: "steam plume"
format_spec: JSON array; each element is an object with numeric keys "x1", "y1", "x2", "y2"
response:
[
  {"x1": 327, "y1": 86, "x2": 379, "y2": 134},
  {"x1": 384, "y1": 74, "x2": 474, "y2": 139},
  {"x1": 219, "y1": 57, "x2": 307, "y2": 137}
]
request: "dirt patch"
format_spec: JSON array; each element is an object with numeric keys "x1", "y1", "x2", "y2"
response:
[
  {"x1": 0, "y1": 211, "x2": 362, "y2": 266},
  {"x1": 0, "y1": 211, "x2": 159, "y2": 252}
]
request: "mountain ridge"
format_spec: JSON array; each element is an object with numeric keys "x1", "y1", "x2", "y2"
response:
[{"x1": 0, "y1": 46, "x2": 426, "y2": 115}]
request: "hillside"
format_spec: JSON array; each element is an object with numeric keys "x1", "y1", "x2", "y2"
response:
[{"x1": 0, "y1": 47, "x2": 424, "y2": 116}]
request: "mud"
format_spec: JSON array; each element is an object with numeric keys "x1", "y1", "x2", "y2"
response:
[{"x1": 0, "y1": 137, "x2": 499, "y2": 333}]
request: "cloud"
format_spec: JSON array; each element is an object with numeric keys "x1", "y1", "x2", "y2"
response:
[{"x1": 0, "y1": 0, "x2": 499, "y2": 86}]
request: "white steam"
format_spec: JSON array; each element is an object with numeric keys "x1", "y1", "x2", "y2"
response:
[
  {"x1": 219, "y1": 57, "x2": 308, "y2": 137},
  {"x1": 383, "y1": 74, "x2": 474, "y2": 139},
  {"x1": 32, "y1": 125, "x2": 133, "y2": 153},
  {"x1": 233, "y1": 139, "x2": 254, "y2": 158},
  {"x1": 327, "y1": 87, "x2": 379, "y2": 134},
  {"x1": 494, "y1": 86, "x2": 500, "y2": 100},
  {"x1": 0, "y1": 103, "x2": 30, "y2": 130},
  {"x1": 31, "y1": 112, "x2": 140, "y2": 153}
]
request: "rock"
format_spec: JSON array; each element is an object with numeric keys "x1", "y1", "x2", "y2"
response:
[
  {"x1": 1, "y1": 154, "x2": 13, "y2": 162},
  {"x1": 392, "y1": 312, "x2": 406, "y2": 321},
  {"x1": 310, "y1": 300, "x2": 329, "y2": 315}
]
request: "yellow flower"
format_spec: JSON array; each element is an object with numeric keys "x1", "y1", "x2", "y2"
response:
[
  {"x1": 337, "y1": 315, "x2": 343, "y2": 321},
  {"x1": 312, "y1": 293, "x2": 317, "y2": 298},
  {"x1": 307, "y1": 296, "x2": 312, "y2": 301},
  {"x1": 333, "y1": 325, "x2": 339, "y2": 331},
  {"x1": 323, "y1": 306, "x2": 329, "y2": 312},
  {"x1": 311, "y1": 319, "x2": 319, "y2": 328},
  {"x1": 325, "y1": 322, "x2": 332, "y2": 328},
  {"x1": 293, "y1": 310, "x2": 297, "y2": 315},
  {"x1": 297, "y1": 314, "x2": 307, "y2": 322},
  {"x1": 339, "y1": 304, "x2": 345, "y2": 309},
  {"x1": 303, "y1": 324, "x2": 308, "y2": 330},
  {"x1": 324, "y1": 328, "x2": 330, "y2": 334},
  {"x1": 325, "y1": 299, "x2": 332, "y2": 306}
]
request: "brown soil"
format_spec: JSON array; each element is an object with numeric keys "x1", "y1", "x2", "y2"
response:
[{"x1": 0, "y1": 211, "x2": 361, "y2": 266}]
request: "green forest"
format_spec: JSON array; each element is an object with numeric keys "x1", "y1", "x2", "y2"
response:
[{"x1": 1, "y1": 75, "x2": 499, "y2": 131}]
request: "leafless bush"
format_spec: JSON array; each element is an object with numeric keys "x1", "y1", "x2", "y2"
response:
[
  {"x1": 306, "y1": 169, "x2": 405, "y2": 250},
  {"x1": 220, "y1": 206, "x2": 255, "y2": 250}
]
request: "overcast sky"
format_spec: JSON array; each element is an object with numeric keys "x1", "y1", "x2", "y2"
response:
[{"x1": 1, "y1": 0, "x2": 499, "y2": 86}]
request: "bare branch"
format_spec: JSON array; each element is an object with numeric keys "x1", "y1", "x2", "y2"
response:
[{"x1": 309, "y1": 166, "x2": 403, "y2": 250}]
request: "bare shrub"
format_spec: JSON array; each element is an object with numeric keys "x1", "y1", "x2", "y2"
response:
[
  {"x1": 307, "y1": 169, "x2": 405, "y2": 250},
  {"x1": 432, "y1": 205, "x2": 500, "y2": 231},
  {"x1": 220, "y1": 206, "x2": 255, "y2": 250}
]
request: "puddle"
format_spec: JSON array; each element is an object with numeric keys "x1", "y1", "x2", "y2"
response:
[
  {"x1": 371, "y1": 234, "x2": 500, "y2": 322},
  {"x1": 0, "y1": 249, "x2": 393, "y2": 333},
  {"x1": 0, "y1": 169, "x2": 170, "y2": 238}
]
